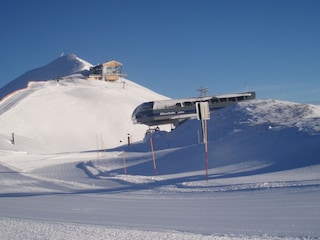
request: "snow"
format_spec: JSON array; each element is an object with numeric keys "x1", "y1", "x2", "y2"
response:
[
  {"x1": 0, "y1": 77, "x2": 169, "y2": 153},
  {"x1": 0, "y1": 55, "x2": 320, "y2": 239},
  {"x1": 0, "y1": 54, "x2": 92, "y2": 101}
]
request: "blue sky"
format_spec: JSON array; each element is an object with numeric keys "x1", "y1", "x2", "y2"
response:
[{"x1": 1, "y1": 0, "x2": 319, "y2": 104}]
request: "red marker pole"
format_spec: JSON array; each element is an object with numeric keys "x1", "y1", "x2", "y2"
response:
[
  {"x1": 122, "y1": 149, "x2": 127, "y2": 175},
  {"x1": 204, "y1": 119, "x2": 209, "y2": 182},
  {"x1": 127, "y1": 134, "x2": 131, "y2": 146},
  {"x1": 150, "y1": 133, "x2": 157, "y2": 176},
  {"x1": 202, "y1": 120, "x2": 209, "y2": 182}
]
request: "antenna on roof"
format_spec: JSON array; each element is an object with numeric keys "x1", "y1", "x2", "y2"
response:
[{"x1": 197, "y1": 87, "x2": 209, "y2": 97}]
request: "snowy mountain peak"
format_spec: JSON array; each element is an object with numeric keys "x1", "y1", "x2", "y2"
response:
[
  {"x1": 0, "y1": 54, "x2": 93, "y2": 100},
  {"x1": 50, "y1": 53, "x2": 92, "y2": 73}
]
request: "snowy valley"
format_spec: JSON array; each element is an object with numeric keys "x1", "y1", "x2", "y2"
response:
[{"x1": 0, "y1": 55, "x2": 320, "y2": 239}]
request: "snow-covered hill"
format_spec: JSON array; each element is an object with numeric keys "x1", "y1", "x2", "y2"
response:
[
  {"x1": 0, "y1": 77, "x2": 169, "y2": 153},
  {"x1": 130, "y1": 99, "x2": 320, "y2": 178},
  {"x1": 1, "y1": 54, "x2": 320, "y2": 239},
  {"x1": 0, "y1": 54, "x2": 170, "y2": 152},
  {"x1": 0, "y1": 54, "x2": 92, "y2": 101}
]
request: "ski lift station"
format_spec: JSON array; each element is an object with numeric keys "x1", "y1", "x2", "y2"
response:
[{"x1": 88, "y1": 60, "x2": 127, "y2": 81}]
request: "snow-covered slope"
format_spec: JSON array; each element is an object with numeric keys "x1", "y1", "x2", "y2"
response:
[
  {"x1": 1, "y1": 54, "x2": 320, "y2": 239},
  {"x1": 0, "y1": 54, "x2": 92, "y2": 100},
  {"x1": 0, "y1": 54, "x2": 170, "y2": 152},
  {"x1": 105, "y1": 99, "x2": 320, "y2": 180},
  {"x1": 1, "y1": 97, "x2": 320, "y2": 239},
  {"x1": 0, "y1": 77, "x2": 169, "y2": 153}
]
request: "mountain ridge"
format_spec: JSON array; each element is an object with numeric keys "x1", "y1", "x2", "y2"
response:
[{"x1": 0, "y1": 54, "x2": 92, "y2": 100}]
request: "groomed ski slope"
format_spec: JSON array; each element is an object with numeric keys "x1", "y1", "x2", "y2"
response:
[
  {"x1": 0, "y1": 77, "x2": 320, "y2": 239},
  {"x1": 0, "y1": 76, "x2": 169, "y2": 152}
]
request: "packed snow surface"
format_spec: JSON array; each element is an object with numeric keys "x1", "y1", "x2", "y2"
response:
[{"x1": 0, "y1": 57, "x2": 320, "y2": 239}]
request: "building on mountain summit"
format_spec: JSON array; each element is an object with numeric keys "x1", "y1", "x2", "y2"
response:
[{"x1": 87, "y1": 60, "x2": 127, "y2": 81}]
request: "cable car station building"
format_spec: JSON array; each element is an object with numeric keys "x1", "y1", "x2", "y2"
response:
[{"x1": 88, "y1": 60, "x2": 126, "y2": 81}]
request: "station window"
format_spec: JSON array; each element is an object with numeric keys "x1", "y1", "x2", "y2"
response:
[
  {"x1": 184, "y1": 101, "x2": 193, "y2": 106},
  {"x1": 210, "y1": 98, "x2": 219, "y2": 103}
]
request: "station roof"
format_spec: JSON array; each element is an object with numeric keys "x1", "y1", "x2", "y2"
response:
[{"x1": 102, "y1": 60, "x2": 123, "y2": 67}]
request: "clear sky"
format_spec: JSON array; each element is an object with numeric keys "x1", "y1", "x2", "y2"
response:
[{"x1": 1, "y1": 0, "x2": 319, "y2": 104}]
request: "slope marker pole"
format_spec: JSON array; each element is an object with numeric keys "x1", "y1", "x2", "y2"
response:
[
  {"x1": 11, "y1": 133, "x2": 15, "y2": 145},
  {"x1": 204, "y1": 119, "x2": 209, "y2": 182},
  {"x1": 150, "y1": 133, "x2": 157, "y2": 176},
  {"x1": 122, "y1": 149, "x2": 127, "y2": 175}
]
